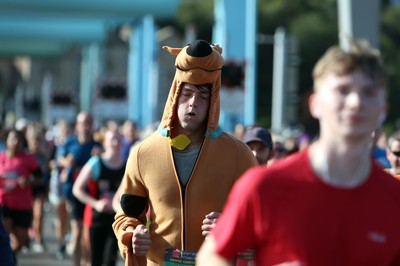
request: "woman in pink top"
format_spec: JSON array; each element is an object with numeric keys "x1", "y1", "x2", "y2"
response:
[{"x1": 0, "y1": 129, "x2": 41, "y2": 257}]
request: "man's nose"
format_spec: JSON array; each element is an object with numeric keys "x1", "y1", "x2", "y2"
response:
[
  {"x1": 189, "y1": 95, "x2": 198, "y2": 106},
  {"x1": 347, "y1": 92, "x2": 362, "y2": 109}
]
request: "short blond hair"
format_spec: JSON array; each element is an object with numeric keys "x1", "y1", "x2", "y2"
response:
[{"x1": 313, "y1": 39, "x2": 387, "y2": 91}]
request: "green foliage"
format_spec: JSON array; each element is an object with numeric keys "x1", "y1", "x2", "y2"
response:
[
  {"x1": 381, "y1": 5, "x2": 400, "y2": 132},
  {"x1": 259, "y1": 0, "x2": 336, "y2": 32},
  {"x1": 289, "y1": 12, "x2": 337, "y2": 92},
  {"x1": 257, "y1": 0, "x2": 338, "y2": 133},
  {"x1": 172, "y1": 0, "x2": 400, "y2": 133},
  {"x1": 175, "y1": 0, "x2": 214, "y2": 41}
]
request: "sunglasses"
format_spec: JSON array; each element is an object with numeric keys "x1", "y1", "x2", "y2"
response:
[{"x1": 392, "y1": 151, "x2": 400, "y2": 157}]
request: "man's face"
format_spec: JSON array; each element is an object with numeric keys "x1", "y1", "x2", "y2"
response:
[
  {"x1": 76, "y1": 114, "x2": 92, "y2": 136},
  {"x1": 247, "y1": 141, "x2": 271, "y2": 165},
  {"x1": 387, "y1": 140, "x2": 400, "y2": 172},
  {"x1": 311, "y1": 71, "x2": 386, "y2": 141},
  {"x1": 122, "y1": 122, "x2": 137, "y2": 141},
  {"x1": 176, "y1": 83, "x2": 211, "y2": 132}
]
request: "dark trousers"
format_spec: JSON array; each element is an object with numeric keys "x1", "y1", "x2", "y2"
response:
[
  {"x1": 90, "y1": 223, "x2": 119, "y2": 266},
  {"x1": 0, "y1": 209, "x2": 16, "y2": 266}
]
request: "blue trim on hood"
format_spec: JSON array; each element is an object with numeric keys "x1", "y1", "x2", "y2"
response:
[
  {"x1": 158, "y1": 125, "x2": 170, "y2": 137},
  {"x1": 205, "y1": 127, "x2": 222, "y2": 139}
]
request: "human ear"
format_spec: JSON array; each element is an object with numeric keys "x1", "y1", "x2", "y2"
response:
[
  {"x1": 308, "y1": 93, "x2": 321, "y2": 119},
  {"x1": 313, "y1": 108, "x2": 322, "y2": 119}
]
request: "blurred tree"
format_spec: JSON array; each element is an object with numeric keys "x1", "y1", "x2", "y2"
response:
[
  {"x1": 169, "y1": 0, "x2": 400, "y2": 134},
  {"x1": 257, "y1": 0, "x2": 337, "y2": 134},
  {"x1": 289, "y1": 12, "x2": 337, "y2": 133},
  {"x1": 381, "y1": 5, "x2": 400, "y2": 134},
  {"x1": 175, "y1": 0, "x2": 214, "y2": 41}
]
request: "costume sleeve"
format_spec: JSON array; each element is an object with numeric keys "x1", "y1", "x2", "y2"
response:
[
  {"x1": 212, "y1": 168, "x2": 263, "y2": 260},
  {"x1": 112, "y1": 144, "x2": 149, "y2": 264}
]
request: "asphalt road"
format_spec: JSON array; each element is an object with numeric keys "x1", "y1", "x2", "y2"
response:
[{"x1": 17, "y1": 202, "x2": 124, "y2": 266}]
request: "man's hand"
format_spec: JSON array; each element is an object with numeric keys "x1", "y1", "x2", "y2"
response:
[
  {"x1": 201, "y1": 212, "x2": 220, "y2": 238},
  {"x1": 128, "y1": 224, "x2": 151, "y2": 256},
  {"x1": 16, "y1": 176, "x2": 29, "y2": 188},
  {"x1": 93, "y1": 198, "x2": 113, "y2": 213},
  {"x1": 64, "y1": 154, "x2": 75, "y2": 168},
  {"x1": 92, "y1": 146, "x2": 103, "y2": 156}
]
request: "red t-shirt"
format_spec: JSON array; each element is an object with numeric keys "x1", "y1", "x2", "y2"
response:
[
  {"x1": 213, "y1": 149, "x2": 400, "y2": 266},
  {"x1": 0, "y1": 151, "x2": 39, "y2": 210}
]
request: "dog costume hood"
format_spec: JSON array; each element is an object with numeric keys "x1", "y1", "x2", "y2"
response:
[{"x1": 159, "y1": 40, "x2": 224, "y2": 142}]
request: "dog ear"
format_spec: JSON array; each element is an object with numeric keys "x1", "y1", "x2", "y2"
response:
[
  {"x1": 211, "y1": 44, "x2": 223, "y2": 54},
  {"x1": 162, "y1": 46, "x2": 183, "y2": 56}
]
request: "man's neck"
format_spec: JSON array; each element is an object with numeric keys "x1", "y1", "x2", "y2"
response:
[
  {"x1": 77, "y1": 134, "x2": 91, "y2": 144},
  {"x1": 309, "y1": 140, "x2": 371, "y2": 188}
]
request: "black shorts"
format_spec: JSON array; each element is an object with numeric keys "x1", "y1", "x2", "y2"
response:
[
  {"x1": 67, "y1": 196, "x2": 85, "y2": 220},
  {"x1": 1, "y1": 206, "x2": 32, "y2": 228},
  {"x1": 32, "y1": 183, "x2": 48, "y2": 197}
]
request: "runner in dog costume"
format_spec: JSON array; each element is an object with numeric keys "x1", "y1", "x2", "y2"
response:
[{"x1": 113, "y1": 40, "x2": 257, "y2": 266}]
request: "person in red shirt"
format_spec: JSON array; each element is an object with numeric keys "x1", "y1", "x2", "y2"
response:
[
  {"x1": 0, "y1": 129, "x2": 41, "y2": 259},
  {"x1": 197, "y1": 40, "x2": 400, "y2": 266}
]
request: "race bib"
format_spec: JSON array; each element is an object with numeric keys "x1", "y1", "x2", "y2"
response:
[
  {"x1": 236, "y1": 249, "x2": 256, "y2": 266},
  {"x1": 163, "y1": 248, "x2": 196, "y2": 265}
]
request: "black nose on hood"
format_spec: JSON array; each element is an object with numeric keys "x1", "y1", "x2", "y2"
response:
[{"x1": 186, "y1": 40, "x2": 212, "y2": 57}]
